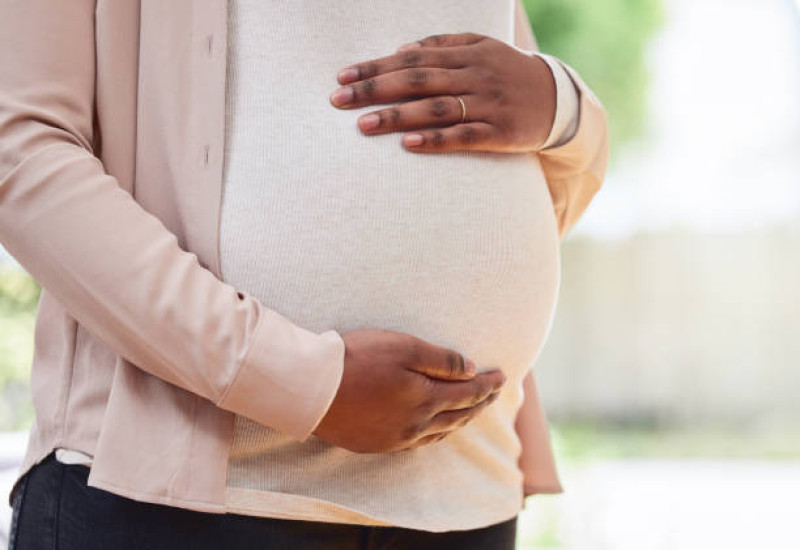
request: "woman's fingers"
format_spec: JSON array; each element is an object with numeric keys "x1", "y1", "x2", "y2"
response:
[
  {"x1": 356, "y1": 94, "x2": 477, "y2": 134},
  {"x1": 352, "y1": 91, "x2": 506, "y2": 152},
  {"x1": 337, "y1": 47, "x2": 465, "y2": 85},
  {"x1": 397, "y1": 32, "x2": 487, "y2": 51},
  {"x1": 401, "y1": 375, "x2": 502, "y2": 451},
  {"x1": 402, "y1": 431, "x2": 448, "y2": 450},
  {"x1": 335, "y1": 33, "x2": 487, "y2": 86},
  {"x1": 403, "y1": 390, "x2": 501, "y2": 450},
  {"x1": 401, "y1": 122, "x2": 500, "y2": 153},
  {"x1": 330, "y1": 67, "x2": 470, "y2": 109},
  {"x1": 426, "y1": 368, "x2": 506, "y2": 413}
]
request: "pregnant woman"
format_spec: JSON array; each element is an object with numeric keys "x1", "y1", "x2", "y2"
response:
[{"x1": 0, "y1": 1, "x2": 608, "y2": 549}]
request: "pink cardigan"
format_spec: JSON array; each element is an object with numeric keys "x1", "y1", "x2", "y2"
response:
[{"x1": 0, "y1": 0, "x2": 608, "y2": 511}]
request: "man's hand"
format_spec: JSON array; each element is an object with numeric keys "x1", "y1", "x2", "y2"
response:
[
  {"x1": 312, "y1": 328, "x2": 507, "y2": 453},
  {"x1": 329, "y1": 33, "x2": 557, "y2": 154}
]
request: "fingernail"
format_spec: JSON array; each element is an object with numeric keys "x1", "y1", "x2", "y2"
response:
[
  {"x1": 397, "y1": 41, "x2": 422, "y2": 51},
  {"x1": 358, "y1": 113, "x2": 381, "y2": 131},
  {"x1": 465, "y1": 359, "x2": 477, "y2": 376},
  {"x1": 330, "y1": 86, "x2": 354, "y2": 106},
  {"x1": 338, "y1": 67, "x2": 360, "y2": 84},
  {"x1": 403, "y1": 133, "x2": 424, "y2": 147}
]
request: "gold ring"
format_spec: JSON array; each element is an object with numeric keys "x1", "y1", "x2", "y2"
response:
[{"x1": 455, "y1": 95, "x2": 467, "y2": 124}]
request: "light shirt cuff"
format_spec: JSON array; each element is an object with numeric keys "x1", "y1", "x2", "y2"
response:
[
  {"x1": 511, "y1": 45, "x2": 581, "y2": 150},
  {"x1": 55, "y1": 448, "x2": 94, "y2": 466},
  {"x1": 532, "y1": 52, "x2": 581, "y2": 149}
]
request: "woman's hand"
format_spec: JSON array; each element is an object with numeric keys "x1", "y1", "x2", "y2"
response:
[
  {"x1": 329, "y1": 32, "x2": 557, "y2": 154},
  {"x1": 313, "y1": 328, "x2": 507, "y2": 454}
]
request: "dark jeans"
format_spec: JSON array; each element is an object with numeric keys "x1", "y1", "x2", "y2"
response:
[{"x1": 9, "y1": 452, "x2": 517, "y2": 549}]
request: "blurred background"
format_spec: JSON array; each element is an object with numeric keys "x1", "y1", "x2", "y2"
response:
[{"x1": 1, "y1": 0, "x2": 799, "y2": 548}]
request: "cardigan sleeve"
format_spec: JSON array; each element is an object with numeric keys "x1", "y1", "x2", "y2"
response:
[
  {"x1": 0, "y1": 0, "x2": 345, "y2": 443},
  {"x1": 515, "y1": 369, "x2": 564, "y2": 496}
]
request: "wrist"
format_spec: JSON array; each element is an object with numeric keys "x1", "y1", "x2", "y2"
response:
[{"x1": 531, "y1": 52, "x2": 581, "y2": 149}]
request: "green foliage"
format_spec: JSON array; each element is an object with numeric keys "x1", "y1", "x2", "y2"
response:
[
  {"x1": 0, "y1": 268, "x2": 41, "y2": 313},
  {"x1": 522, "y1": 0, "x2": 663, "y2": 155},
  {"x1": 551, "y1": 422, "x2": 800, "y2": 462},
  {"x1": 0, "y1": 269, "x2": 39, "y2": 429}
]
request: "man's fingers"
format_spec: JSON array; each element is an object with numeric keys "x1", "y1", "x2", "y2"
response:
[
  {"x1": 397, "y1": 33, "x2": 487, "y2": 51},
  {"x1": 429, "y1": 369, "x2": 507, "y2": 412},
  {"x1": 337, "y1": 48, "x2": 464, "y2": 85},
  {"x1": 330, "y1": 67, "x2": 469, "y2": 109},
  {"x1": 401, "y1": 122, "x2": 498, "y2": 152}
]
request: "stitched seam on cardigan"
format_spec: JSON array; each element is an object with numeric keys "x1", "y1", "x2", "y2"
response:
[{"x1": 55, "y1": 317, "x2": 80, "y2": 450}]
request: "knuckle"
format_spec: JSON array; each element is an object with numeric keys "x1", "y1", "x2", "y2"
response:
[
  {"x1": 458, "y1": 125, "x2": 479, "y2": 146},
  {"x1": 360, "y1": 63, "x2": 379, "y2": 79},
  {"x1": 426, "y1": 34, "x2": 447, "y2": 46},
  {"x1": 430, "y1": 130, "x2": 446, "y2": 148},
  {"x1": 457, "y1": 45, "x2": 479, "y2": 62},
  {"x1": 400, "y1": 50, "x2": 423, "y2": 68},
  {"x1": 475, "y1": 34, "x2": 496, "y2": 49},
  {"x1": 359, "y1": 79, "x2": 377, "y2": 99},
  {"x1": 375, "y1": 109, "x2": 397, "y2": 129},
  {"x1": 429, "y1": 98, "x2": 451, "y2": 118},
  {"x1": 407, "y1": 69, "x2": 429, "y2": 88},
  {"x1": 489, "y1": 88, "x2": 507, "y2": 105},
  {"x1": 468, "y1": 46, "x2": 489, "y2": 65}
]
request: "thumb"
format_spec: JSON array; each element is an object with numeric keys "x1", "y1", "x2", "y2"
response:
[{"x1": 407, "y1": 340, "x2": 477, "y2": 381}]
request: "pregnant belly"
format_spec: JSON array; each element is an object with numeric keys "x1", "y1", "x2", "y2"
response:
[{"x1": 219, "y1": 134, "x2": 560, "y2": 383}]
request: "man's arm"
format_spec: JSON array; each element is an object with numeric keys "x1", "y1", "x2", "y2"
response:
[{"x1": 0, "y1": 0, "x2": 345, "y2": 442}]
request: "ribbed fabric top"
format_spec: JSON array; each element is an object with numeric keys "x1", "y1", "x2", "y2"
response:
[{"x1": 219, "y1": 0, "x2": 561, "y2": 532}]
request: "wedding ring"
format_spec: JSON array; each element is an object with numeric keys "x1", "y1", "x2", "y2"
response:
[{"x1": 455, "y1": 95, "x2": 467, "y2": 124}]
